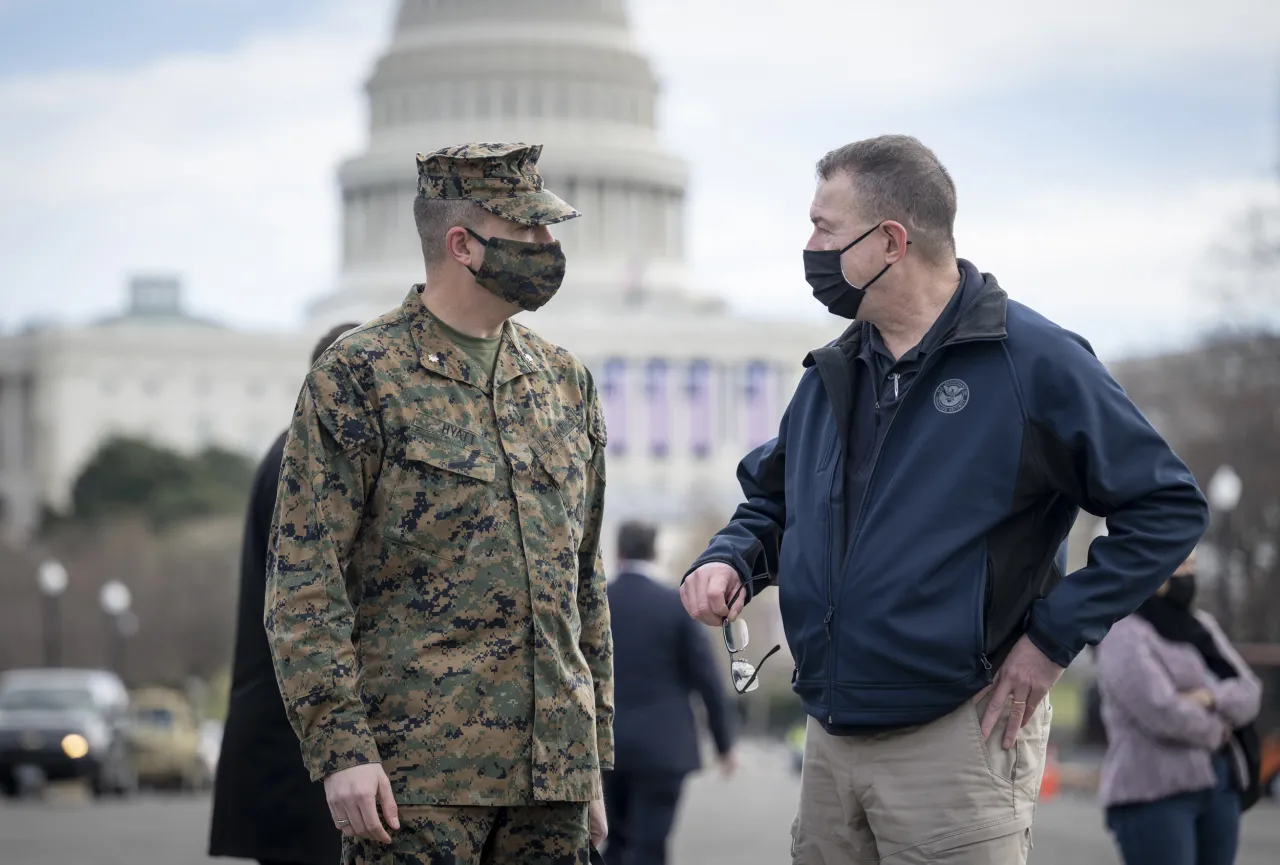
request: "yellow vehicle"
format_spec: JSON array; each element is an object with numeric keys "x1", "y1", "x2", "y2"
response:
[{"x1": 129, "y1": 688, "x2": 209, "y2": 791}]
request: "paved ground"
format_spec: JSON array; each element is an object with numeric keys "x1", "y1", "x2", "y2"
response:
[{"x1": 1, "y1": 744, "x2": 1277, "y2": 863}]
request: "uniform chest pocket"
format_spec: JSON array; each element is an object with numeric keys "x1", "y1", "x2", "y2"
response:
[
  {"x1": 533, "y1": 423, "x2": 593, "y2": 529},
  {"x1": 384, "y1": 434, "x2": 500, "y2": 564}
]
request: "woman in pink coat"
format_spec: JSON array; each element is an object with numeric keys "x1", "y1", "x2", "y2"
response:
[{"x1": 1097, "y1": 550, "x2": 1263, "y2": 865}]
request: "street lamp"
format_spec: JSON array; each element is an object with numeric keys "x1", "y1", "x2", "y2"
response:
[
  {"x1": 99, "y1": 581, "x2": 133, "y2": 677},
  {"x1": 36, "y1": 560, "x2": 68, "y2": 668},
  {"x1": 1207, "y1": 465, "x2": 1243, "y2": 633}
]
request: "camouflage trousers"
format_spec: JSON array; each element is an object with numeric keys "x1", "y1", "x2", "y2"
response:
[{"x1": 342, "y1": 802, "x2": 590, "y2": 865}]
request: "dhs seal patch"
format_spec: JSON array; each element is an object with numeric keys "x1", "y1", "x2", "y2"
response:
[{"x1": 933, "y1": 379, "x2": 969, "y2": 414}]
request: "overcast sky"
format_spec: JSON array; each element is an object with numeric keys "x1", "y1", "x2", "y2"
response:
[{"x1": 1, "y1": 0, "x2": 1278, "y2": 360}]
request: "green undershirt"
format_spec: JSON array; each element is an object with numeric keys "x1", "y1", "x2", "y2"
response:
[{"x1": 434, "y1": 315, "x2": 502, "y2": 379}]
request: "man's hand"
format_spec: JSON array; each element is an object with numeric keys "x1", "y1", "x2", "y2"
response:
[
  {"x1": 324, "y1": 763, "x2": 399, "y2": 844},
  {"x1": 588, "y1": 797, "x2": 608, "y2": 849},
  {"x1": 680, "y1": 562, "x2": 744, "y2": 626},
  {"x1": 718, "y1": 749, "x2": 739, "y2": 779},
  {"x1": 979, "y1": 635, "x2": 1065, "y2": 750},
  {"x1": 1181, "y1": 687, "x2": 1216, "y2": 710}
]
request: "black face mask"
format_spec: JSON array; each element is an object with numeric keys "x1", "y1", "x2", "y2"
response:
[
  {"x1": 1164, "y1": 573, "x2": 1197, "y2": 609},
  {"x1": 803, "y1": 222, "x2": 909, "y2": 319}
]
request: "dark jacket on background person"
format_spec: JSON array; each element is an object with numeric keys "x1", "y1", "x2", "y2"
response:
[
  {"x1": 608, "y1": 567, "x2": 735, "y2": 776},
  {"x1": 691, "y1": 261, "x2": 1209, "y2": 730},
  {"x1": 209, "y1": 431, "x2": 340, "y2": 865}
]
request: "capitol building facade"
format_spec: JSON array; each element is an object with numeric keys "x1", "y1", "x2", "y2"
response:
[{"x1": 0, "y1": 0, "x2": 840, "y2": 560}]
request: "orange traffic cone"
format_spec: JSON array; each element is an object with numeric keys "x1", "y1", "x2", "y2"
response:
[{"x1": 1039, "y1": 744, "x2": 1061, "y2": 801}]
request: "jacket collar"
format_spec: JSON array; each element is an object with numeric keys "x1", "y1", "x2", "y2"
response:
[
  {"x1": 803, "y1": 260, "x2": 1008, "y2": 369},
  {"x1": 403, "y1": 285, "x2": 542, "y2": 391}
]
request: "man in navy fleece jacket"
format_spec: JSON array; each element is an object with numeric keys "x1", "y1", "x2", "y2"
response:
[{"x1": 680, "y1": 135, "x2": 1208, "y2": 865}]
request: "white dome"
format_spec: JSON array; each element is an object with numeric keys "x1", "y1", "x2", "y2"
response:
[{"x1": 309, "y1": 0, "x2": 696, "y2": 325}]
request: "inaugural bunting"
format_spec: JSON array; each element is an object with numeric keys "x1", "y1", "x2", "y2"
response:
[
  {"x1": 645, "y1": 359, "x2": 669, "y2": 457},
  {"x1": 687, "y1": 360, "x2": 712, "y2": 458},
  {"x1": 601, "y1": 358, "x2": 628, "y2": 455}
]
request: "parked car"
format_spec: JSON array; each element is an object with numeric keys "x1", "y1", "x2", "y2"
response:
[
  {"x1": 0, "y1": 668, "x2": 137, "y2": 798},
  {"x1": 129, "y1": 688, "x2": 210, "y2": 791}
]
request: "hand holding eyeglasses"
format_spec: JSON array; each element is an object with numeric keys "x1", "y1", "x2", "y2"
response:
[
  {"x1": 680, "y1": 562, "x2": 746, "y2": 626},
  {"x1": 681, "y1": 565, "x2": 780, "y2": 694}
]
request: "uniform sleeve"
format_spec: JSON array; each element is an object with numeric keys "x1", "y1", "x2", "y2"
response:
[
  {"x1": 265, "y1": 357, "x2": 384, "y2": 781},
  {"x1": 577, "y1": 383, "x2": 614, "y2": 772}
]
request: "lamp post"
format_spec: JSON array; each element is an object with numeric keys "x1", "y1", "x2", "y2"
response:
[
  {"x1": 1207, "y1": 465, "x2": 1243, "y2": 634},
  {"x1": 36, "y1": 560, "x2": 68, "y2": 668},
  {"x1": 99, "y1": 581, "x2": 133, "y2": 677}
]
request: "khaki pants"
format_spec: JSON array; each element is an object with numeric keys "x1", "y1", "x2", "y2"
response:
[{"x1": 791, "y1": 695, "x2": 1051, "y2": 864}]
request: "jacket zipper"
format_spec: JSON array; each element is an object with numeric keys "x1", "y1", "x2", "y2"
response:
[
  {"x1": 981, "y1": 558, "x2": 994, "y2": 679},
  {"x1": 828, "y1": 334, "x2": 1001, "y2": 716},
  {"x1": 823, "y1": 426, "x2": 842, "y2": 724},
  {"x1": 827, "y1": 388, "x2": 879, "y2": 724}
]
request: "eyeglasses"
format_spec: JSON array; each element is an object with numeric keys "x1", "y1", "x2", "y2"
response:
[{"x1": 723, "y1": 578, "x2": 781, "y2": 695}]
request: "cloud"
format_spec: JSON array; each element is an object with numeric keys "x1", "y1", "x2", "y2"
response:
[
  {"x1": 0, "y1": 0, "x2": 391, "y2": 330},
  {"x1": 1, "y1": 0, "x2": 1277, "y2": 364},
  {"x1": 631, "y1": 0, "x2": 1280, "y2": 122},
  {"x1": 623, "y1": 0, "x2": 1280, "y2": 358}
]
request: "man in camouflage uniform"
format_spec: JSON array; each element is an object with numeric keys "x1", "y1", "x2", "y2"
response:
[{"x1": 266, "y1": 143, "x2": 613, "y2": 864}]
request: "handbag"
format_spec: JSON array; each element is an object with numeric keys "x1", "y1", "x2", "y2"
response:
[{"x1": 1231, "y1": 722, "x2": 1263, "y2": 812}]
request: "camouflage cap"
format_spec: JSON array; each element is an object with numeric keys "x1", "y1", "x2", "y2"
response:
[{"x1": 415, "y1": 142, "x2": 579, "y2": 227}]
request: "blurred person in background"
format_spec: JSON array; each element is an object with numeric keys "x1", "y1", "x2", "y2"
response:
[
  {"x1": 209, "y1": 320, "x2": 357, "y2": 865},
  {"x1": 265, "y1": 143, "x2": 612, "y2": 865},
  {"x1": 1098, "y1": 549, "x2": 1263, "y2": 865},
  {"x1": 604, "y1": 520, "x2": 736, "y2": 865},
  {"x1": 680, "y1": 134, "x2": 1209, "y2": 864}
]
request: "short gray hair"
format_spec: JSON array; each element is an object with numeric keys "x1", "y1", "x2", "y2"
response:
[
  {"x1": 815, "y1": 135, "x2": 957, "y2": 265},
  {"x1": 413, "y1": 195, "x2": 485, "y2": 267}
]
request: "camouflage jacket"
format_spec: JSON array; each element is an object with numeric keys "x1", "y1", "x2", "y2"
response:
[{"x1": 265, "y1": 286, "x2": 613, "y2": 807}]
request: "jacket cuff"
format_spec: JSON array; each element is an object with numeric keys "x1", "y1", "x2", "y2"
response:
[
  {"x1": 1025, "y1": 616, "x2": 1076, "y2": 669},
  {"x1": 299, "y1": 719, "x2": 383, "y2": 782},
  {"x1": 683, "y1": 555, "x2": 755, "y2": 599}
]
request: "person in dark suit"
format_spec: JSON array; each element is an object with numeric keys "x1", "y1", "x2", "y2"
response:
[
  {"x1": 604, "y1": 521, "x2": 737, "y2": 865},
  {"x1": 209, "y1": 321, "x2": 358, "y2": 865}
]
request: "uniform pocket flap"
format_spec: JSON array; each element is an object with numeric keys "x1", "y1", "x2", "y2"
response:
[
  {"x1": 405, "y1": 435, "x2": 497, "y2": 483},
  {"x1": 534, "y1": 422, "x2": 592, "y2": 489}
]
